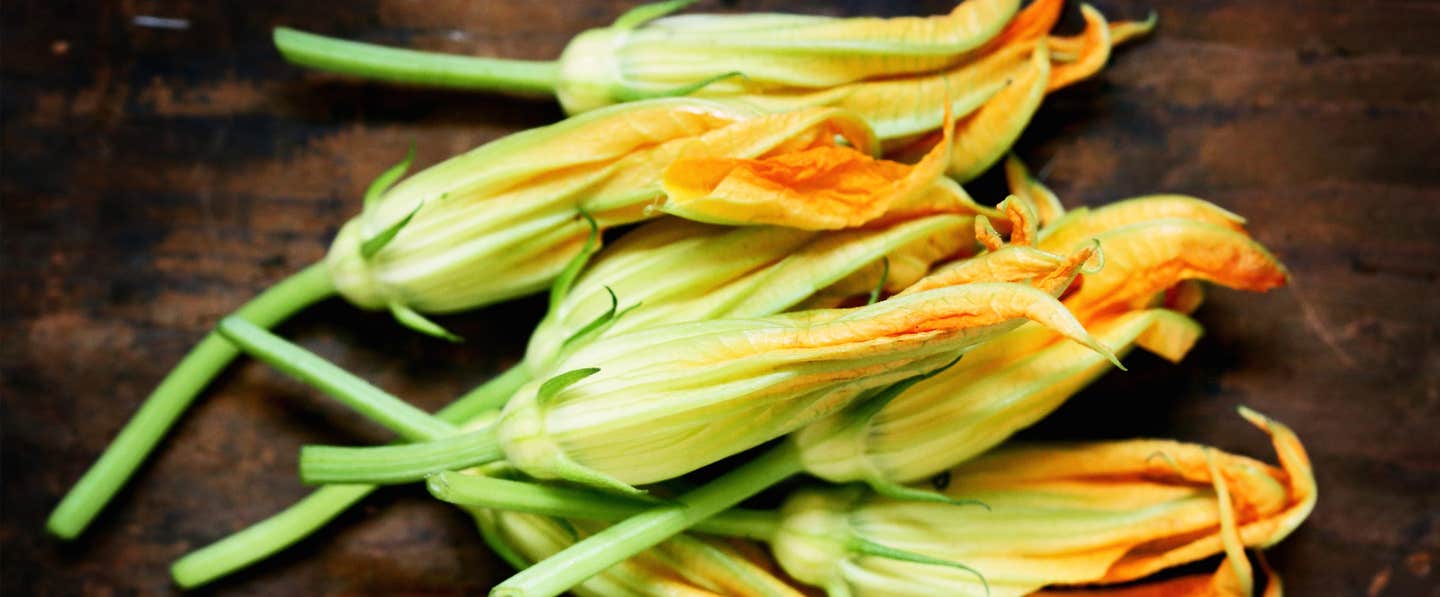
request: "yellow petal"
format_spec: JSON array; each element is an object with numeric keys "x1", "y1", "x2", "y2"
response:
[
  {"x1": 945, "y1": 41, "x2": 1052, "y2": 180},
  {"x1": 1038, "y1": 194, "x2": 1248, "y2": 253}
]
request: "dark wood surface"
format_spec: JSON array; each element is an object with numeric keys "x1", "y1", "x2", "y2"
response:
[{"x1": 4, "y1": 1, "x2": 1438, "y2": 595}]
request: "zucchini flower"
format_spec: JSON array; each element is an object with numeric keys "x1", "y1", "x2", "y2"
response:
[
  {"x1": 770, "y1": 408, "x2": 1316, "y2": 597},
  {"x1": 48, "y1": 96, "x2": 953, "y2": 540},
  {"x1": 274, "y1": 0, "x2": 1023, "y2": 113},
  {"x1": 793, "y1": 195, "x2": 1289, "y2": 494},
  {"x1": 499, "y1": 277, "x2": 1114, "y2": 491},
  {"x1": 273, "y1": 0, "x2": 1155, "y2": 172}
]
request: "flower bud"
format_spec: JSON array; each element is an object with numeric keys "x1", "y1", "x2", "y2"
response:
[
  {"x1": 323, "y1": 99, "x2": 936, "y2": 319},
  {"x1": 497, "y1": 280, "x2": 1114, "y2": 491},
  {"x1": 555, "y1": 0, "x2": 1023, "y2": 113},
  {"x1": 772, "y1": 409, "x2": 1315, "y2": 597}
]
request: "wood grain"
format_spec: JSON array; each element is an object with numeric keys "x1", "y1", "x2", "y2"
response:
[{"x1": 3, "y1": 1, "x2": 1437, "y2": 595}]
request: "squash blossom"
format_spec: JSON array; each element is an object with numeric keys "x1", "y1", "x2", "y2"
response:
[
  {"x1": 770, "y1": 408, "x2": 1315, "y2": 597},
  {"x1": 47, "y1": 96, "x2": 954, "y2": 540},
  {"x1": 498, "y1": 277, "x2": 1116, "y2": 492},
  {"x1": 795, "y1": 195, "x2": 1289, "y2": 491},
  {"x1": 273, "y1": 0, "x2": 1155, "y2": 177}
]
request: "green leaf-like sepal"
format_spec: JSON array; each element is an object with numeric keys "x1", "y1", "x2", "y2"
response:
[
  {"x1": 616, "y1": 71, "x2": 748, "y2": 102},
  {"x1": 612, "y1": 0, "x2": 698, "y2": 29},
  {"x1": 866, "y1": 257, "x2": 890, "y2": 306},
  {"x1": 361, "y1": 200, "x2": 423, "y2": 259},
  {"x1": 848, "y1": 354, "x2": 962, "y2": 424},
  {"x1": 364, "y1": 142, "x2": 415, "y2": 211},
  {"x1": 847, "y1": 536, "x2": 989, "y2": 597},
  {"x1": 389, "y1": 302, "x2": 462, "y2": 342},
  {"x1": 537, "y1": 367, "x2": 601, "y2": 405},
  {"x1": 866, "y1": 478, "x2": 990, "y2": 510},
  {"x1": 551, "y1": 451, "x2": 645, "y2": 496},
  {"x1": 549, "y1": 209, "x2": 600, "y2": 313}
]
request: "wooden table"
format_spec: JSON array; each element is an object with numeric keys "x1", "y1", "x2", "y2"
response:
[{"x1": 4, "y1": 1, "x2": 1437, "y2": 594}]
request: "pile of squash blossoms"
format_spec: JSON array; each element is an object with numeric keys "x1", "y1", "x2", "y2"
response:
[{"x1": 49, "y1": 1, "x2": 1314, "y2": 596}]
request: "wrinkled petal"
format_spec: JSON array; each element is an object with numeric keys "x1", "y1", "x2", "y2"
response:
[{"x1": 1064, "y1": 219, "x2": 1288, "y2": 320}]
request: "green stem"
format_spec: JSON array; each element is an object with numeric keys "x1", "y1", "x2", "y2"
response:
[
  {"x1": 170, "y1": 365, "x2": 521, "y2": 588},
  {"x1": 427, "y1": 472, "x2": 781, "y2": 542},
  {"x1": 274, "y1": 27, "x2": 561, "y2": 96},
  {"x1": 47, "y1": 263, "x2": 335, "y2": 540},
  {"x1": 300, "y1": 427, "x2": 502, "y2": 484},
  {"x1": 492, "y1": 441, "x2": 804, "y2": 597},
  {"x1": 171, "y1": 483, "x2": 373, "y2": 588},
  {"x1": 216, "y1": 317, "x2": 453, "y2": 442}
]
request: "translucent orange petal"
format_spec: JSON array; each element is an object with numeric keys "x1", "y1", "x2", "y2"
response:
[
  {"x1": 1047, "y1": 4, "x2": 1113, "y2": 92},
  {"x1": 1064, "y1": 220, "x2": 1288, "y2": 320}
]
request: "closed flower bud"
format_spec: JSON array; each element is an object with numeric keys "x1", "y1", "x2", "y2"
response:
[
  {"x1": 499, "y1": 279, "x2": 1115, "y2": 491},
  {"x1": 326, "y1": 99, "x2": 943, "y2": 317},
  {"x1": 276, "y1": 0, "x2": 1155, "y2": 170},
  {"x1": 772, "y1": 408, "x2": 1315, "y2": 597}
]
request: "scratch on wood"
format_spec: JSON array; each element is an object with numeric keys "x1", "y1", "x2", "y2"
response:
[{"x1": 1288, "y1": 279, "x2": 1357, "y2": 368}]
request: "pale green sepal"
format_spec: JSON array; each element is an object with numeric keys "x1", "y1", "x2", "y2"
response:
[
  {"x1": 562, "y1": 287, "x2": 619, "y2": 348},
  {"x1": 612, "y1": 0, "x2": 699, "y2": 29},
  {"x1": 364, "y1": 142, "x2": 415, "y2": 211},
  {"x1": 616, "y1": 71, "x2": 748, "y2": 103},
  {"x1": 848, "y1": 354, "x2": 962, "y2": 423},
  {"x1": 388, "y1": 302, "x2": 461, "y2": 342},
  {"x1": 360, "y1": 200, "x2": 423, "y2": 259},
  {"x1": 548, "y1": 209, "x2": 600, "y2": 313},
  {"x1": 551, "y1": 451, "x2": 646, "y2": 496},
  {"x1": 865, "y1": 478, "x2": 989, "y2": 510},
  {"x1": 848, "y1": 536, "x2": 990, "y2": 597},
  {"x1": 536, "y1": 368, "x2": 601, "y2": 405}
]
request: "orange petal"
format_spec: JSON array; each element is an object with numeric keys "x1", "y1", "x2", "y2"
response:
[
  {"x1": 660, "y1": 105, "x2": 952, "y2": 230},
  {"x1": 974, "y1": 215, "x2": 1006, "y2": 251},
  {"x1": 1111, "y1": 12, "x2": 1159, "y2": 48},
  {"x1": 987, "y1": 0, "x2": 1064, "y2": 49},
  {"x1": 1064, "y1": 219, "x2": 1288, "y2": 320},
  {"x1": 1047, "y1": 4, "x2": 1113, "y2": 92}
]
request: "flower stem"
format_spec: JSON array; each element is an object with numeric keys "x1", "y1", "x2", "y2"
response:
[
  {"x1": 169, "y1": 365, "x2": 521, "y2": 588},
  {"x1": 216, "y1": 317, "x2": 454, "y2": 441},
  {"x1": 491, "y1": 441, "x2": 804, "y2": 597},
  {"x1": 274, "y1": 27, "x2": 561, "y2": 96},
  {"x1": 47, "y1": 263, "x2": 335, "y2": 540},
  {"x1": 426, "y1": 472, "x2": 781, "y2": 542},
  {"x1": 300, "y1": 427, "x2": 502, "y2": 484}
]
